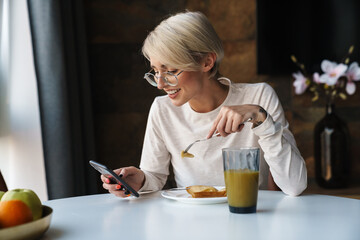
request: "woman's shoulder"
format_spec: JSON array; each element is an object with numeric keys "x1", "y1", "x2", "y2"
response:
[
  {"x1": 231, "y1": 82, "x2": 276, "y2": 95},
  {"x1": 150, "y1": 95, "x2": 180, "y2": 114},
  {"x1": 153, "y1": 95, "x2": 169, "y2": 104}
]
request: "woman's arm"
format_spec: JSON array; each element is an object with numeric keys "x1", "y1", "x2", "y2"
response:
[
  {"x1": 252, "y1": 84, "x2": 307, "y2": 196},
  {"x1": 138, "y1": 98, "x2": 172, "y2": 191},
  {"x1": 208, "y1": 83, "x2": 307, "y2": 196}
]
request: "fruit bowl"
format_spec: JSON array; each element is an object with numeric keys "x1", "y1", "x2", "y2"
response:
[{"x1": 0, "y1": 205, "x2": 52, "y2": 240}]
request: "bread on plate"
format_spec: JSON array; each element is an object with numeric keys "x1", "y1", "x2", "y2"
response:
[{"x1": 186, "y1": 185, "x2": 226, "y2": 198}]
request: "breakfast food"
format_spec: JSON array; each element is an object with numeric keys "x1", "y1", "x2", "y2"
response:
[
  {"x1": 1, "y1": 189, "x2": 43, "y2": 220},
  {"x1": 0, "y1": 200, "x2": 33, "y2": 228},
  {"x1": 0, "y1": 188, "x2": 43, "y2": 229},
  {"x1": 181, "y1": 151, "x2": 194, "y2": 158},
  {"x1": 186, "y1": 185, "x2": 226, "y2": 198}
]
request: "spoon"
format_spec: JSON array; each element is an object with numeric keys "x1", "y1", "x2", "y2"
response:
[
  {"x1": 181, "y1": 117, "x2": 253, "y2": 158},
  {"x1": 181, "y1": 132, "x2": 221, "y2": 158}
]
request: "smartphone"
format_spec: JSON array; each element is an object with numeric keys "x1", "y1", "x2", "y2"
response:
[{"x1": 89, "y1": 160, "x2": 139, "y2": 198}]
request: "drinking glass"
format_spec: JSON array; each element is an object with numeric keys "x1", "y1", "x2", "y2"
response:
[{"x1": 222, "y1": 147, "x2": 260, "y2": 213}]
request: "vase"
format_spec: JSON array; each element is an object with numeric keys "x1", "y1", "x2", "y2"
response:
[{"x1": 314, "y1": 103, "x2": 351, "y2": 188}]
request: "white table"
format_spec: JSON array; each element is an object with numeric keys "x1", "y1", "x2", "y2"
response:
[{"x1": 42, "y1": 190, "x2": 360, "y2": 240}]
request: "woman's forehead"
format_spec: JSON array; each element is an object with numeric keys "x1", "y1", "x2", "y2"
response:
[
  {"x1": 150, "y1": 63, "x2": 167, "y2": 70},
  {"x1": 150, "y1": 58, "x2": 172, "y2": 70}
]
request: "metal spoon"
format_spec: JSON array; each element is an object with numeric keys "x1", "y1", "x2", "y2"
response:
[
  {"x1": 182, "y1": 132, "x2": 221, "y2": 155},
  {"x1": 182, "y1": 117, "x2": 253, "y2": 156}
]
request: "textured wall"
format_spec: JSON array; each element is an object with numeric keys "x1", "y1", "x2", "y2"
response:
[{"x1": 84, "y1": 0, "x2": 360, "y2": 190}]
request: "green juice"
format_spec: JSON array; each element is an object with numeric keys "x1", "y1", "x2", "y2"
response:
[{"x1": 224, "y1": 169, "x2": 259, "y2": 212}]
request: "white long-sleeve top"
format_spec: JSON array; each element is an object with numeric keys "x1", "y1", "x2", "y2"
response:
[{"x1": 139, "y1": 78, "x2": 307, "y2": 196}]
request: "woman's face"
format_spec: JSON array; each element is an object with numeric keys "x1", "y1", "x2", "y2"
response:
[{"x1": 149, "y1": 58, "x2": 206, "y2": 107}]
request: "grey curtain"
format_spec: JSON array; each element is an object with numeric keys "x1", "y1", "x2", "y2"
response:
[{"x1": 27, "y1": 0, "x2": 98, "y2": 199}]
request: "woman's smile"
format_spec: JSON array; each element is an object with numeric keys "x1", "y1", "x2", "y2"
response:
[{"x1": 165, "y1": 88, "x2": 181, "y2": 98}]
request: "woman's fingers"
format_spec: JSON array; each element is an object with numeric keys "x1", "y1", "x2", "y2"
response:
[
  {"x1": 102, "y1": 179, "x2": 130, "y2": 198},
  {"x1": 102, "y1": 166, "x2": 145, "y2": 198},
  {"x1": 224, "y1": 117, "x2": 233, "y2": 134},
  {"x1": 107, "y1": 187, "x2": 130, "y2": 198},
  {"x1": 210, "y1": 105, "x2": 256, "y2": 137},
  {"x1": 119, "y1": 167, "x2": 136, "y2": 178},
  {"x1": 232, "y1": 116, "x2": 242, "y2": 132},
  {"x1": 100, "y1": 167, "x2": 129, "y2": 198},
  {"x1": 217, "y1": 114, "x2": 229, "y2": 136},
  {"x1": 207, "y1": 112, "x2": 222, "y2": 138},
  {"x1": 100, "y1": 168, "x2": 123, "y2": 183},
  {"x1": 112, "y1": 168, "x2": 123, "y2": 176}
]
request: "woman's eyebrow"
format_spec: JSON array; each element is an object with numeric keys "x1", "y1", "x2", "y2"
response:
[{"x1": 150, "y1": 64, "x2": 168, "y2": 70}]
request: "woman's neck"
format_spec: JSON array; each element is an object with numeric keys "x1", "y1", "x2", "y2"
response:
[{"x1": 189, "y1": 78, "x2": 229, "y2": 113}]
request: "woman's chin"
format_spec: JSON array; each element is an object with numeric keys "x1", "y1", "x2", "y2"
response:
[{"x1": 169, "y1": 98, "x2": 186, "y2": 107}]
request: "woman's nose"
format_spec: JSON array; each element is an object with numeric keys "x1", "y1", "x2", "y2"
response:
[{"x1": 156, "y1": 76, "x2": 167, "y2": 89}]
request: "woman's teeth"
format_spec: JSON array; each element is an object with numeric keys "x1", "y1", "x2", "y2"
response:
[{"x1": 167, "y1": 89, "x2": 180, "y2": 95}]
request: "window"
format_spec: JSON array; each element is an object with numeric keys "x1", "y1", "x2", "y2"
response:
[{"x1": 0, "y1": 0, "x2": 47, "y2": 201}]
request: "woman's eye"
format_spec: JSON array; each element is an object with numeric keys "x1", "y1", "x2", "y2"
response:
[{"x1": 168, "y1": 70, "x2": 178, "y2": 74}]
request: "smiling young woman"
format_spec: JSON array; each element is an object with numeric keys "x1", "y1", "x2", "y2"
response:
[{"x1": 101, "y1": 11, "x2": 307, "y2": 198}]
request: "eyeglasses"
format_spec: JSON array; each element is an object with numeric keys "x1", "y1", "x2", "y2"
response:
[{"x1": 144, "y1": 69, "x2": 184, "y2": 87}]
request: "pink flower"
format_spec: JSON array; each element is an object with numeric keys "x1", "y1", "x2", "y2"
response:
[
  {"x1": 344, "y1": 62, "x2": 360, "y2": 95},
  {"x1": 319, "y1": 60, "x2": 348, "y2": 86},
  {"x1": 313, "y1": 72, "x2": 321, "y2": 83},
  {"x1": 293, "y1": 71, "x2": 308, "y2": 94}
]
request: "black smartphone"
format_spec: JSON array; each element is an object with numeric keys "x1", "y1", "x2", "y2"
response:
[{"x1": 89, "y1": 160, "x2": 139, "y2": 198}]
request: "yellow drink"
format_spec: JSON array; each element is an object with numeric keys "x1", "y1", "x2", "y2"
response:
[{"x1": 224, "y1": 169, "x2": 259, "y2": 209}]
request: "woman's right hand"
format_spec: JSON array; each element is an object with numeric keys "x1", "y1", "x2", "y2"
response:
[{"x1": 101, "y1": 166, "x2": 145, "y2": 198}]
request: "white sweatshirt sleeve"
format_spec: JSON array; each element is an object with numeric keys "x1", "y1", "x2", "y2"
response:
[
  {"x1": 139, "y1": 98, "x2": 170, "y2": 191},
  {"x1": 252, "y1": 84, "x2": 307, "y2": 196}
]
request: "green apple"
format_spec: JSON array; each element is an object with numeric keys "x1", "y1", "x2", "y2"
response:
[
  {"x1": 1, "y1": 189, "x2": 42, "y2": 220},
  {"x1": 0, "y1": 191, "x2": 5, "y2": 200}
]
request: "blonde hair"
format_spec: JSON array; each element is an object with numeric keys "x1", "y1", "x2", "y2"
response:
[{"x1": 142, "y1": 11, "x2": 224, "y2": 79}]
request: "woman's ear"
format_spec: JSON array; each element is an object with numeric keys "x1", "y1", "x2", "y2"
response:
[{"x1": 202, "y1": 53, "x2": 217, "y2": 72}]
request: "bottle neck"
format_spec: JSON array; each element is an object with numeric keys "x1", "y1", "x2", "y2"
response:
[{"x1": 326, "y1": 103, "x2": 334, "y2": 115}]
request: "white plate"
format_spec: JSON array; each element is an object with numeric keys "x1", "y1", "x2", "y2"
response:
[
  {"x1": 139, "y1": 189, "x2": 157, "y2": 195},
  {"x1": 161, "y1": 187, "x2": 227, "y2": 205}
]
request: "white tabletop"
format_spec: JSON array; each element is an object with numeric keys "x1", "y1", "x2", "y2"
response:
[{"x1": 41, "y1": 190, "x2": 360, "y2": 240}]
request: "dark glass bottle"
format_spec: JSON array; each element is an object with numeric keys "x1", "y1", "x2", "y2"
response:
[{"x1": 314, "y1": 103, "x2": 350, "y2": 188}]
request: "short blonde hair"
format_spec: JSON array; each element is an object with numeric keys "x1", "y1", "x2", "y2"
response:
[{"x1": 142, "y1": 11, "x2": 224, "y2": 79}]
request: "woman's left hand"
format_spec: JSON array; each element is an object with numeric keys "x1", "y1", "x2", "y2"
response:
[{"x1": 207, "y1": 104, "x2": 267, "y2": 138}]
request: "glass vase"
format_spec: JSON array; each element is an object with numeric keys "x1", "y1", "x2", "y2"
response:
[{"x1": 314, "y1": 103, "x2": 350, "y2": 188}]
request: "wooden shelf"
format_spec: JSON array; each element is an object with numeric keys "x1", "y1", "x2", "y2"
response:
[{"x1": 304, "y1": 178, "x2": 360, "y2": 200}]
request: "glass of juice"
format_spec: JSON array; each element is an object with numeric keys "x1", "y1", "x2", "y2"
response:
[{"x1": 222, "y1": 147, "x2": 260, "y2": 214}]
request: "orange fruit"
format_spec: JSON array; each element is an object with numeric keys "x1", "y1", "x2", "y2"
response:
[{"x1": 0, "y1": 200, "x2": 33, "y2": 228}]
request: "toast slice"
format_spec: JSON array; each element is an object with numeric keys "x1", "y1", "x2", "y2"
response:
[{"x1": 186, "y1": 185, "x2": 226, "y2": 198}]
